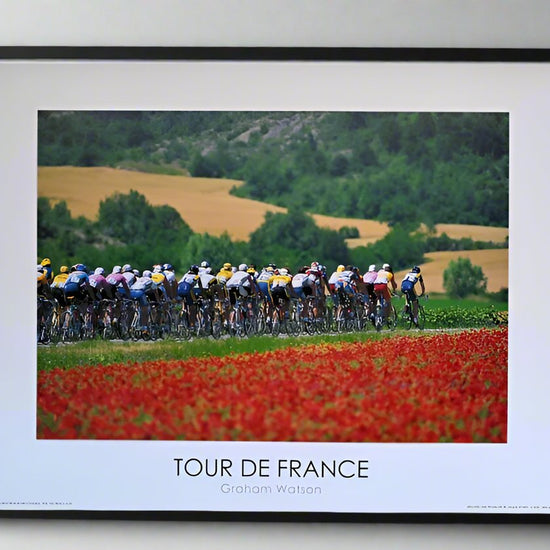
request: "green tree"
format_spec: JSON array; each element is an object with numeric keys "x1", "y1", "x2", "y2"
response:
[
  {"x1": 180, "y1": 232, "x2": 248, "y2": 271},
  {"x1": 351, "y1": 225, "x2": 425, "y2": 272},
  {"x1": 249, "y1": 208, "x2": 350, "y2": 270},
  {"x1": 443, "y1": 257, "x2": 488, "y2": 298}
]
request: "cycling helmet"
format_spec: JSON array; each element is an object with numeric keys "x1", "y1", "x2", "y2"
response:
[
  {"x1": 94, "y1": 267, "x2": 105, "y2": 275},
  {"x1": 368, "y1": 264, "x2": 376, "y2": 272},
  {"x1": 412, "y1": 266, "x2": 421, "y2": 273},
  {"x1": 268, "y1": 263, "x2": 277, "y2": 269},
  {"x1": 247, "y1": 267, "x2": 256, "y2": 274},
  {"x1": 122, "y1": 264, "x2": 132, "y2": 273},
  {"x1": 223, "y1": 262, "x2": 232, "y2": 270},
  {"x1": 310, "y1": 261, "x2": 320, "y2": 271},
  {"x1": 37, "y1": 264, "x2": 44, "y2": 272},
  {"x1": 41, "y1": 258, "x2": 51, "y2": 266},
  {"x1": 200, "y1": 260, "x2": 210, "y2": 268},
  {"x1": 190, "y1": 264, "x2": 199, "y2": 274},
  {"x1": 279, "y1": 268, "x2": 289, "y2": 276},
  {"x1": 112, "y1": 265, "x2": 122, "y2": 274},
  {"x1": 206, "y1": 267, "x2": 212, "y2": 274},
  {"x1": 383, "y1": 263, "x2": 391, "y2": 271},
  {"x1": 133, "y1": 269, "x2": 140, "y2": 277},
  {"x1": 152, "y1": 264, "x2": 162, "y2": 273},
  {"x1": 337, "y1": 264, "x2": 345, "y2": 272},
  {"x1": 238, "y1": 263, "x2": 248, "y2": 272},
  {"x1": 163, "y1": 263, "x2": 174, "y2": 271},
  {"x1": 76, "y1": 263, "x2": 86, "y2": 272},
  {"x1": 143, "y1": 270, "x2": 152, "y2": 278},
  {"x1": 266, "y1": 266, "x2": 274, "y2": 273},
  {"x1": 60, "y1": 265, "x2": 69, "y2": 273}
]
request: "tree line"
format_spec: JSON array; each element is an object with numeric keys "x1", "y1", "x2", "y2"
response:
[{"x1": 38, "y1": 190, "x2": 505, "y2": 280}]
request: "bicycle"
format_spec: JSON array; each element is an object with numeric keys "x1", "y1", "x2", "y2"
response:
[
  {"x1": 37, "y1": 296, "x2": 60, "y2": 344},
  {"x1": 374, "y1": 293, "x2": 398, "y2": 332},
  {"x1": 229, "y1": 296, "x2": 251, "y2": 337},
  {"x1": 399, "y1": 293, "x2": 427, "y2": 330},
  {"x1": 60, "y1": 299, "x2": 85, "y2": 341}
]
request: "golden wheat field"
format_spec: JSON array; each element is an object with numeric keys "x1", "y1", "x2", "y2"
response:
[
  {"x1": 395, "y1": 249, "x2": 509, "y2": 294},
  {"x1": 38, "y1": 166, "x2": 509, "y2": 291}
]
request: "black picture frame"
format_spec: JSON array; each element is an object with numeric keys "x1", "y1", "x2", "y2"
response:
[{"x1": 2, "y1": 46, "x2": 548, "y2": 522}]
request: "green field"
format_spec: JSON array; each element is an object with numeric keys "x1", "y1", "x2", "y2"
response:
[{"x1": 37, "y1": 295, "x2": 507, "y2": 372}]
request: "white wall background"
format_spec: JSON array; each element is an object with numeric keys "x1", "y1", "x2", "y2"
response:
[
  {"x1": 0, "y1": 0, "x2": 550, "y2": 48},
  {"x1": 2, "y1": 1, "x2": 550, "y2": 548}
]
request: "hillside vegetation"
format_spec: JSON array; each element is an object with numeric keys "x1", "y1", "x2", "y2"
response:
[{"x1": 38, "y1": 111, "x2": 509, "y2": 228}]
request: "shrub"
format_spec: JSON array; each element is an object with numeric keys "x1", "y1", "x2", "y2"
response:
[{"x1": 443, "y1": 257, "x2": 488, "y2": 298}]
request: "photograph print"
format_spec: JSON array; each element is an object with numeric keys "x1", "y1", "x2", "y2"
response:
[{"x1": 36, "y1": 110, "x2": 508, "y2": 443}]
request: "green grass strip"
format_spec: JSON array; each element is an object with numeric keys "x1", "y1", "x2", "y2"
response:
[{"x1": 37, "y1": 331, "x2": 403, "y2": 371}]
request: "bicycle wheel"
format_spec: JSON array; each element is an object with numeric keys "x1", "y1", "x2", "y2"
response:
[
  {"x1": 271, "y1": 313, "x2": 281, "y2": 336},
  {"x1": 211, "y1": 311, "x2": 222, "y2": 339},
  {"x1": 255, "y1": 309, "x2": 267, "y2": 335},
  {"x1": 415, "y1": 305, "x2": 426, "y2": 330},
  {"x1": 116, "y1": 306, "x2": 132, "y2": 340},
  {"x1": 59, "y1": 310, "x2": 71, "y2": 341},
  {"x1": 386, "y1": 305, "x2": 398, "y2": 331},
  {"x1": 284, "y1": 315, "x2": 300, "y2": 337},
  {"x1": 48, "y1": 309, "x2": 61, "y2": 343},
  {"x1": 82, "y1": 311, "x2": 95, "y2": 340},
  {"x1": 176, "y1": 309, "x2": 191, "y2": 340},
  {"x1": 243, "y1": 313, "x2": 255, "y2": 336},
  {"x1": 400, "y1": 306, "x2": 413, "y2": 330},
  {"x1": 374, "y1": 304, "x2": 384, "y2": 332}
]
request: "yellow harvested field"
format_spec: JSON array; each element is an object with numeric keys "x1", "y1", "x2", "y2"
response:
[
  {"x1": 394, "y1": 249, "x2": 509, "y2": 293},
  {"x1": 432, "y1": 223, "x2": 508, "y2": 243},
  {"x1": 313, "y1": 215, "x2": 390, "y2": 244},
  {"x1": 38, "y1": 166, "x2": 509, "y2": 279},
  {"x1": 38, "y1": 166, "x2": 285, "y2": 241},
  {"x1": 38, "y1": 167, "x2": 392, "y2": 241}
]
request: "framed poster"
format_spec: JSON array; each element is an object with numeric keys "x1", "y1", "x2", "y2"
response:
[{"x1": 0, "y1": 50, "x2": 548, "y2": 520}]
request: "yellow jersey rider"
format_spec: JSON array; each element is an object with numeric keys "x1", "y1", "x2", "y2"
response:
[
  {"x1": 268, "y1": 268, "x2": 293, "y2": 314},
  {"x1": 374, "y1": 263, "x2": 397, "y2": 318}
]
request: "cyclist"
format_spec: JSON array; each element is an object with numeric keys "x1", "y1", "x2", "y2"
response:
[
  {"x1": 196, "y1": 266, "x2": 218, "y2": 299},
  {"x1": 292, "y1": 266, "x2": 316, "y2": 301},
  {"x1": 162, "y1": 263, "x2": 178, "y2": 300},
  {"x1": 130, "y1": 270, "x2": 155, "y2": 332},
  {"x1": 37, "y1": 265, "x2": 53, "y2": 343},
  {"x1": 216, "y1": 262, "x2": 234, "y2": 287},
  {"x1": 178, "y1": 265, "x2": 202, "y2": 327},
  {"x1": 226, "y1": 263, "x2": 257, "y2": 305},
  {"x1": 268, "y1": 267, "x2": 293, "y2": 318},
  {"x1": 307, "y1": 261, "x2": 328, "y2": 319},
  {"x1": 151, "y1": 265, "x2": 171, "y2": 301},
  {"x1": 105, "y1": 265, "x2": 132, "y2": 300},
  {"x1": 256, "y1": 265, "x2": 274, "y2": 298},
  {"x1": 89, "y1": 267, "x2": 110, "y2": 301},
  {"x1": 40, "y1": 258, "x2": 54, "y2": 283},
  {"x1": 400, "y1": 265, "x2": 426, "y2": 326},
  {"x1": 63, "y1": 263, "x2": 93, "y2": 304},
  {"x1": 121, "y1": 264, "x2": 136, "y2": 287},
  {"x1": 362, "y1": 264, "x2": 378, "y2": 319},
  {"x1": 374, "y1": 263, "x2": 397, "y2": 320},
  {"x1": 50, "y1": 265, "x2": 70, "y2": 306},
  {"x1": 334, "y1": 265, "x2": 359, "y2": 309}
]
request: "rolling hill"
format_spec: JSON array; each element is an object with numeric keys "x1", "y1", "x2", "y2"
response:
[{"x1": 38, "y1": 166, "x2": 509, "y2": 292}]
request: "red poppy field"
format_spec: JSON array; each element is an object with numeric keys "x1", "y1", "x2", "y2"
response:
[{"x1": 37, "y1": 328, "x2": 507, "y2": 442}]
